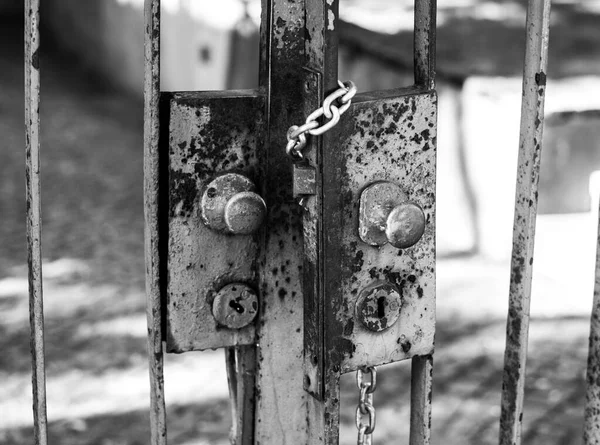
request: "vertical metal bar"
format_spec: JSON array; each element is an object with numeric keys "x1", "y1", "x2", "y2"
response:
[
  {"x1": 499, "y1": 1, "x2": 551, "y2": 444},
  {"x1": 224, "y1": 348, "x2": 239, "y2": 440},
  {"x1": 233, "y1": 347, "x2": 256, "y2": 445},
  {"x1": 144, "y1": 0, "x2": 167, "y2": 444},
  {"x1": 25, "y1": 1, "x2": 49, "y2": 444},
  {"x1": 410, "y1": 355, "x2": 433, "y2": 445},
  {"x1": 414, "y1": 0, "x2": 437, "y2": 89},
  {"x1": 584, "y1": 201, "x2": 600, "y2": 445},
  {"x1": 224, "y1": 346, "x2": 256, "y2": 445}
]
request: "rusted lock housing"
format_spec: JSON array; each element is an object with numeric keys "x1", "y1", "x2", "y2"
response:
[{"x1": 144, "y1": 0, "x2": 437, "y2": 443}]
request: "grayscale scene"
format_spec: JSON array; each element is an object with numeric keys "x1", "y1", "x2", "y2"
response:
[{"x1": 2, "y1": 0, "x2": 600, "y2": 444}]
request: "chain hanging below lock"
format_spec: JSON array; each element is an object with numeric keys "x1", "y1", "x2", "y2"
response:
[{"x1": 356, "y1": 366, "x2": 377, "y2": 445}]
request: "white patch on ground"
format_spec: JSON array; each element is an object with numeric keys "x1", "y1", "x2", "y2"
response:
[{"x1": 0, "y1": 351, "x2": 227, "y2": 430}]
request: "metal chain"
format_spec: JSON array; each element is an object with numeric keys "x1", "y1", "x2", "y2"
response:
[
  {"x1": 286, "y1": 80, "x2": 357, "y2": 160},
  {"x1": 356, "y1": 366, "x2": 377, "y2": 445}
]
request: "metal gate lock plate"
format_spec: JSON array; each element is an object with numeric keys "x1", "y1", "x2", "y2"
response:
[
  {"x1": 359, "y1": 181, "x2": 426, "y2": 249},
  {"x1": 201, "y1": 173, "x2": 266, "y2": 235},
  {"x1": 356, "y1": 281, "x2": 403, "y2": 332},
  {"x1": 212, "y1": 283, "x2": 258, "y2": 329}
]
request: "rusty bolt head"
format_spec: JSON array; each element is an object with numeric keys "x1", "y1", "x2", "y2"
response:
[
  {"x1": 385, "y1": 202, "x2": 426, "y2": 249},
  {"x1": 356, "y1": 282, "x2": 403, "y2": 332},
  {"x1": 212, "y1": 283, "x2": 258, "y2": 329},
  {"x1": 201, "y1": 173, "x2": 266, "y2": 235},
  {"x1": 224, "y1": 191, "x2": 266, "y2": 235}
]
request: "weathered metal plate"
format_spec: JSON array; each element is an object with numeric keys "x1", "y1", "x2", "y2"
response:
[
  {"x1": 324, "y1": 89, "x2": 437, "y2": 374},
  {"x1": 166, "y1": 90, "x2": 265, "y2": 352}
]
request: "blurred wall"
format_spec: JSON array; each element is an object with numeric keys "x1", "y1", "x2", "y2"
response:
[
  {"x1": 42, "y1": 0, "x2": 252, "y2": 96},
  {"x1": 43, "y1": 0, "x2": 145, "y2": 95}
]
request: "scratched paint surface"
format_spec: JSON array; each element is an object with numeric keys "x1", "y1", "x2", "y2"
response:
[
  {"x1": 332, "y1": 90, "x2": 437, "y2": 373},
  {"x1": 499, "y1": 1, "x2": 551, "y2": 444},
  {"x1": 166, "y1": 91, "x2": 265, "y2": 352}
]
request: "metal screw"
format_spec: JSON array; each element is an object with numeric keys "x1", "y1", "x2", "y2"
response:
[
  {"x1": 212, "y1": 283, "x2": 258, "y2": 329},
  {"x1": 355, "y1": 282, "x2": 403, "y2": 332}
]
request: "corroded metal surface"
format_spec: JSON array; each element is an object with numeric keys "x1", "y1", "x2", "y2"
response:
[
  {"x1": 359, "y1": 182, "x2": 408, "y2": 246},
  {"x1": 225, "y1": 346, "x2": 256, "y2": 445},
  {"x1": 166, "y1": 91, "x2": 265, "y2": 352},
  {"x1": 386, "y1": 202, "x2": 426, "y2": 249},
  {"x1": 410, "y1": 355, "x2": 433, "y2": 445},
  {"x1": 212, "y1": 283, "x2": 258, "y2": 329},
  {"x1": 293, "y1": 163, "x2": 317, "y2": 198},
  {"x1": 324, "y1": 90, "x2": 437, "y2": 374},
  {"x1": 585, "y1": 202, "x2": 600, "y2": 445},
  {"x1": 25, "y1": 1, "x2": 48, "y2": 444},
  {"x1": 414, "y1": 0, "x2": 437, "y2": 89},
  {"x1": 201, "y1": 173, "x2": 266, "y2": 235},
  {"x1": 499, "y1": 1, "x2": 551, "y2": 444},
  {"x1": 143, "y1": 0, "x2": 167, "y2": 443},
  {"x1": 254, "y1": 0, "x2": 325, "y2": 442},
  {"x1": 356, "y1": 282, "x2": 403, "y2": 332},
  {"x1": 224, "y1": 191, "x2": 266, "y2": 235}
]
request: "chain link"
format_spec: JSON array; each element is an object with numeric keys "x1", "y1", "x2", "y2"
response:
[
  {"x1": 286, "y1": 80, "x2": 357, "y2": 159},
  {"x1": 356, "y1": 366, "x2": 377, "y2": 445}
]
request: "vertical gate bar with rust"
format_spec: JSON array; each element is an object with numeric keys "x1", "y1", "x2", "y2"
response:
[
  {"x1": 25, "y1": 1, "x2": 49, "y2": 444},
  {"x1": 498, "y1": 1, "x2": 551, "y2": 444},
  {"x1": 410, "y1": 2, "x2": 436, "y2": 444},
  {"x1": 584, "y1": 201, "x2": 600, "y2": 445},
  {"x1": 414, "y1": 0, "x2": 436, "y2": 90},
  {"x1": 410, "y1": 355, "x2": 434, "y2": 445},
  {"x1": 144, "y1": 0, "x2": 168, "y2": 444},
  {"x1": 253, "y1": 0, "x2": 332, "y2": 442}
]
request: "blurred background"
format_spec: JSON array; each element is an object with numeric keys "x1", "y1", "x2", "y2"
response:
[{"x1": 2, "y1": 0, "x2": 600, "y2": 443}]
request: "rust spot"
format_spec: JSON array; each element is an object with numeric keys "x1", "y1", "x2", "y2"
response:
[{"x1": 535, "y1": 71, "x2": 547, "y2": 86}]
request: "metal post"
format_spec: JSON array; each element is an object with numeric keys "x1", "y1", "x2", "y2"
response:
[
  {"x1": 498, "y1": 1, "x2": 551, "y2": 444},
  {"x1": 410, "y1": 355, "x2": 434, "y2": 445},
  {"x1": 584, "y1": 200, "x2": 600, "y2": 444},
  {"x1": 414, "y1": 0, "x2": 437, "y2": 89},
  {"x1": 25, "y1": 1, "x2": 49, "y2": 444},
  {"x1": 144, "y1": 0, "x2": 168, "y2": 444}
]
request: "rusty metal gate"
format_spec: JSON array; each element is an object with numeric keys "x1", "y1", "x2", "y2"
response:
[{"x1": 21, "y1": 0, "x2": 600, "y2": 444}]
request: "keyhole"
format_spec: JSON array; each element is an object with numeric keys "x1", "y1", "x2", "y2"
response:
[
  {"x1": 229, "y1": 299, "x2": 245, "y2": 314},
  {"x1": 377, "y1": 296, "x2": 386, "y2": 318}
]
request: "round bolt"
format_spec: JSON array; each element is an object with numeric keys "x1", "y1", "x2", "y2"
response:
[
  {"x1": 356, "y1": 282, "x2": 403, "y2": 332},
  {"x1": 201, "y1": 173, "x2": 266, "y2": 235},
  {"x1": 212, "y1": 283, "x2": 258, "y2": 329},
  {"x1": 224, "y1": 191, "x2": 267, "y2": 235},
  {"x1": 385, "y1": 202, "x2": 426, "y2": 249}
]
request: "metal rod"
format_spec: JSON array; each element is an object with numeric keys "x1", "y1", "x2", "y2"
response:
[
  {"x1": 498, "y1": 1, "x2": 551, "y2": 444},
  {"x1": 144, "y1": 0, "x2": 167, "y2": 444},
  {"x1": 409, "y1": 355, "x2": 433, "y2": 445},
  {"x1": 584, "y1": 200, "x2": 600, "y2": 445},
  {"x1": 25, "y1": 1, "x2": 49, "y2": 444},
  {"x1": 413, "y1": 0, "x2": 437, "y2": 89},
  {"x1": 225, "y1": 348, "x2": 239, "y2": 441}
]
